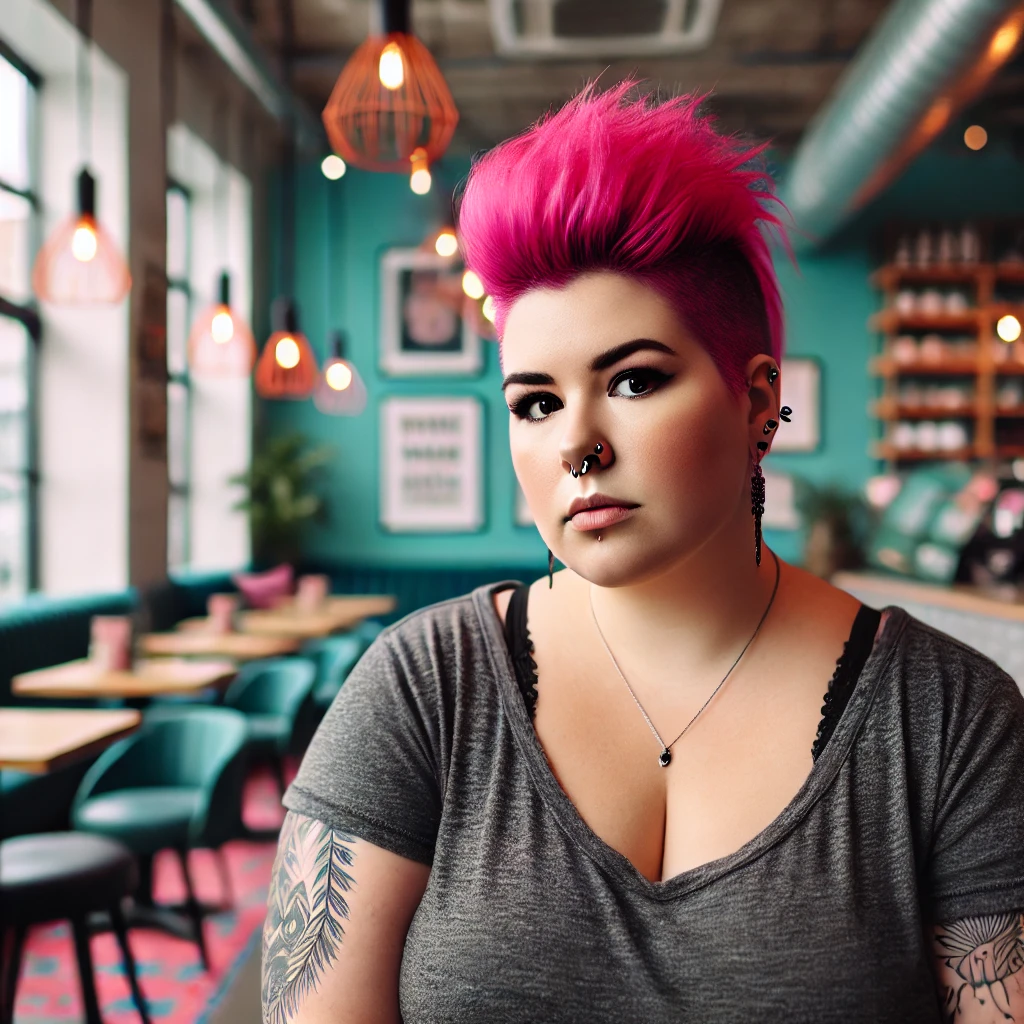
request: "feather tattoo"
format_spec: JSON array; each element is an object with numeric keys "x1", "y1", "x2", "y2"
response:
[
  {"x1": 936, "y1": 913, "x2": 1024, "y2": 1021},
  {"x1": 262, "y1": 812, "x2": 357, "y2": 1024}
]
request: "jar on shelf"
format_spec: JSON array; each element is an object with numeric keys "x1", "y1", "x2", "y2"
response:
[
  {"x1": 920, "y1": 334, "x2": 946, "y2": 362},
  {"x1": 890, "y1": 422, "x2": 917, "y2": 450},
  {"x1": 959, "y1": 223, "x2": 981, "y2": 263},
  {"x1": 916, "y1": 421, "x2": 940, "y2": 451},
  {"x1": 891, "y1": 335, "x2": 919, "y2": 363},
  {"x1": 919, "y1": 289, "x2": 944, "y2": 314},
  {"x1": 937, "y1": 228, "x2": 958, "y2": 264},
  {"x1": 893, "y1": 235, "x2": 912, "y2": 267},
  {"x1": 944, "y1": 290, "x2": 970, "y2": 314},
  {"x1": 996, "y1": 380, "x2": 1023, "y2": 408},
  {"x1": 938, "y1": 421, "x2": 969, "y2": 451},
  {"x1": 894, "y1": 289, "x2": 917, "y2": 314},
  {"x1": 914, "y1": 229, "x2": 933, "y2": 267}
]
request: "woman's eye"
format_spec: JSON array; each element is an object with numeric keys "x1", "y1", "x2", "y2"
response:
[
  {"x1": 610, "y1": 369, "x2": 670, "y2": 398},
  {"x1": 510, "y1": 394, "x2": 562, "y2": 422}
]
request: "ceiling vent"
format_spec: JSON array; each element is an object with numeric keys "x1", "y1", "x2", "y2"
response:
[{"x1": 488, "y1": 0, "x2": 722, "y2": 58}]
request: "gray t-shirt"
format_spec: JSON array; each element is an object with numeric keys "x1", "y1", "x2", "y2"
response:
[{"x1": 284, "y1": 581, "x2": 1024, "y2": 1023}]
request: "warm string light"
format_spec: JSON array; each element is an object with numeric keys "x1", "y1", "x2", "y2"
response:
[
  {"x1": 435, "y1": 230, "x2": 458, "y2": 257},
  {"x1": 462, "y1": 269, "x2": 484, "y2": 299},
  {"x1": 321, "y1": 154, "x2": 347, "y2": 180},
  {"x1": 998, "y1": 314, "x2": 1022, "y2": 343},
  {"x1": 482, "y1": 296, "x2": 496, "y2": 323},
  {"x1": 964, "y1": 125, "x2": 988, "y2": 150}
]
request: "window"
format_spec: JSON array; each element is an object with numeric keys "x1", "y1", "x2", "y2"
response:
[
  {"x1": 166, "y1": 180, "x2": 192, "y2": 570},
  {"x1": 0, "y1": 44, "x2": 40, "y2": 601}
]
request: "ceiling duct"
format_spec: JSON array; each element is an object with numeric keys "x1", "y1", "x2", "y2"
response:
[
  {"x1": 779, "y1": 0, "x2": 1024, "y2": 249},
  {"x1": 488, "y1": 0, "x2": 722, "y2": 58}
]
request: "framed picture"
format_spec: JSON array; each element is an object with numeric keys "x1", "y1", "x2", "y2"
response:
[
  {"x1": 773, "y1": 357, "x2": 821, "y2": 453},
  {"x1": 380, "y1": 396, "x2": 484, "y2": 532},
  {"x1": 380, "y1": 248, "x2": 484, "y2": 377},
  {"x1": 761, "y1": 470, "x2": 800, "y2": 530}
]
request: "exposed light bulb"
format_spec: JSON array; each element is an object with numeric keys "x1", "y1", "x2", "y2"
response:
[
  {"x1": 72, "y1": 221, "x2": 98, "y2": 262},
  {"x1": 462, "y1": 270, "x2": 484, "y2": 300},
  {"x1": 964, "y1": 125, "x2": 988, "y2": 151},
  {"x1": 321, "y1": 154, "x2": 347, "y2": 180},
  {"x1": 276, "y1": 336, "x2": 301, "y2": 368},
  {"x1": 435, "y1": 230, "x2": 458, "y2": 257},
  {"x1": 326, "y1": 361, "x2": 353, "y2": 391},
  {"x1": 411, "y1": 167, "x2": 432, "y2": 195},
  {"x1": 379, "y1": 42, "x2": 405, "y2": 90},
  {"x1": 482, "y1": 296, "x2": 496, "y2": 323},
  {"x1": 211, "y1": 309, "x2": 235, "y2": 344},
  {"x1": 997, "y1": 314, "x2": 1022, "y2": 343}
]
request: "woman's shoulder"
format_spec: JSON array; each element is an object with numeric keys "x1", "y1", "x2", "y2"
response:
[{"x1": 875, "y1": 605, "x2": 1024, "y2": 740}]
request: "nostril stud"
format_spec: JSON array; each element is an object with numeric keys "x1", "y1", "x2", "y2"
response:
[{"x1": 594, "y1": 443, "x2": 603, "y2": 454}]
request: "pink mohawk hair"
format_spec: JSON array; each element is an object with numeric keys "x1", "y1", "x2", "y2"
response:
[{"x1": 455, "y1": 78, "x2": 788, "y2": 396}]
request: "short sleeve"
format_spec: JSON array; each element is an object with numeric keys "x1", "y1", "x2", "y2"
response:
[
  {"x1": 283, "y1": 627, "x2": 444, "y2": 865},
  {"x1": 926, "y1": 667, "x2": 1024, "y2": 922}
]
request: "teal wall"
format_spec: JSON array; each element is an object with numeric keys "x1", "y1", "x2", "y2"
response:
[{"x1": 263, "y1": 134, "x2": 1024, "y2": 570}]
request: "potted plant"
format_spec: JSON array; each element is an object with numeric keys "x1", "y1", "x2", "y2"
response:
[
  {"x1": 231, "y1": 432, "x2": 334, "y2": 567},
  {"x1": 793, "y1": 478, "x2": 867, "y2": 579}
]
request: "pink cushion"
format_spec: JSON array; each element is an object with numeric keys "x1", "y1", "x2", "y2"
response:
[{"x1": 232, "y1": 564, "x2": 294, "y2": 609}]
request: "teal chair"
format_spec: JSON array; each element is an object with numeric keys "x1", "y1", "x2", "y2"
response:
[
  {"x1": 70, "y1": 706, "x2": 249, "y2": 970},
  {"x1": 222, "y1": 657, "x2": 317, "y2": 796},
  {"x1": 291, "y1": 635, "x2": 365, "y2": 752}
]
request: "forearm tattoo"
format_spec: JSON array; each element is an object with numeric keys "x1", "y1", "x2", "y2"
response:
[
  {"x1": 262, "y1": 812, "x2": 357, "y2": 1024},
  {"x1": 934, "y1": 912, "x2": 1024, "y2": 1021}
]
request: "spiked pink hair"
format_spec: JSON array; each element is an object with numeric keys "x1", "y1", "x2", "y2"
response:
[{"x1": 456, "y1": 79, "x2": 787, "y2": 396}]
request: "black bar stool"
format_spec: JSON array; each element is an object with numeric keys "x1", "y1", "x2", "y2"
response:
[{"x1": 0, "y1": 832, "x2": 151, "y2": 1024}]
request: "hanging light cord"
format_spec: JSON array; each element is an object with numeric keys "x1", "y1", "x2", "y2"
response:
[{"x1": 76, "y1": 0, "x2": 93, "y2": 167}]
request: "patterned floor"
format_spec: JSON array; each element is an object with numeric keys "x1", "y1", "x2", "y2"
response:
[{"x1": 13, "y1": 768, "x2": 285, "y2": 1024}]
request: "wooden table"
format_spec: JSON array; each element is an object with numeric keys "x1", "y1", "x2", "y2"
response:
[
  {"x1": 12, "y1": 658, "x2": 237, "y2": 700},
  {"x1": 237, "y1": 594, "x2": 396, "y2": 639},
  {"x1": 138, "y1": 630, "x2": 302, "y2": 660},
  {"x1": 0, "y1": 708, "x2": 141, "y2": 773}
]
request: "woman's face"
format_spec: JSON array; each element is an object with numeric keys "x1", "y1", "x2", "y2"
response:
[{"x1": 502, "y1": 270, "x2": 764, "y2": 587}]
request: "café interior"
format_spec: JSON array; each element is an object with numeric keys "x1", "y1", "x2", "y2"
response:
[{"x1": 1, "y1": 0, "x2": 1024, "y2": 1020}]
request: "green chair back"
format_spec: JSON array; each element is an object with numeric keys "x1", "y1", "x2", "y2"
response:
[{"x1": 223, "y1": 657, "x2": 318, "y2": 719}]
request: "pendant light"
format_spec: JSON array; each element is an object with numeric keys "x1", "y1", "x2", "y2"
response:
[
  {"x1": 321, "y1": 0, "x2": 458, "y2": 176},
  {"x1": 188, "y1": 102, "x2": 255, "y2": 376},
  {"x1": 255, "y1": 296, "x2": 318, "y2": 399},
  {"x1": 32, "y1": 0, "x2": 130, "y2": 305},
  {"x1": 313, "y1": 176, "x2": 366, "y2": 415},
  {"x1": 314, "y1": 331, "x2": 367, "y2": 415},
  {"x1": 189, "y1": 271, "x2": 256, "y2": 376}
]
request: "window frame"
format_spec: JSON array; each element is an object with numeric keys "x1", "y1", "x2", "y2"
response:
[
  {"x1": 0, "y1": 43, "x2": 41, "y2": 597},
  {"x1": 166, "y1": 176, "x2": 193, "y2": 570}
]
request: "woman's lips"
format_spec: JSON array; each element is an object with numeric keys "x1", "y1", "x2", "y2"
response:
[{"x1": 569, "y1": 505, "x2": 638, "y2": 531}]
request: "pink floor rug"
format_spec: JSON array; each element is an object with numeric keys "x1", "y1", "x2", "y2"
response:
[{"x1": 13, "y1": 766, "x2": 289, "y2": 1024}]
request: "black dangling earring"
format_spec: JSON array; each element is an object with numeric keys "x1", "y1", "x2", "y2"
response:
[
  {"x1": 751, "y1": 460, "x2": 766, "y2": 567},
  {"x1": 548, "y1": 548, "x2": 555, "y2": 588}
]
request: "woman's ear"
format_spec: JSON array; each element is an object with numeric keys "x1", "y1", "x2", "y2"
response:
[{"x1": 743, "y1": 355, "x2": 780, "y2": 454}]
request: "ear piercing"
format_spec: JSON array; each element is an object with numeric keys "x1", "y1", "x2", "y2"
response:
[
  {"x1": 762, "y1": 419, "x2": 778, "y2": 435},
  {"x1": 779, "y1": 406, "x2": 793, "y2": 423},
  {"x1": 767, "y1": 367, "x2": 779, "y2": 385}
]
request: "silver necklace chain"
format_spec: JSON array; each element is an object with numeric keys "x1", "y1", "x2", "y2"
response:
[{"x1": 588, "y1": 549, "x2": 781, "y2": 767}]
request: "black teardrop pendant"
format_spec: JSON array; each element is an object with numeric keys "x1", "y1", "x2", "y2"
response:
[{"x1": 659, "y1": 749, "x2": 672, "y2": 767}]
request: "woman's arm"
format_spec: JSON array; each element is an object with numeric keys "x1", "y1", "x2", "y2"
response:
[
  {"x1": 932, "y1": 912, "x2": 1024, "y2": 1022},
  {"x1": 262, "y1": 811, "x2": 431, "y2": 1024}
]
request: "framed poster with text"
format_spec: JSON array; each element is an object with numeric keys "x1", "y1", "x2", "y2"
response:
[{"x1": 380, "y1": 396, "x2": 484, "y2": 532}]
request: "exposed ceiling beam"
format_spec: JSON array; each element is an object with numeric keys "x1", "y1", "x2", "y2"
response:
[{"x1": 173, "y1": 0, "x2": 325, "y2": 151}]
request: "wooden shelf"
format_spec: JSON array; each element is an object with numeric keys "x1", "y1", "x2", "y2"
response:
[
  {"x1": 871, "y1": 400, "x2": 976, "y2": 420},
  {"x1": 870, "y1": 261, "x2": 1024, "y2": 287},
  {"x1": 996, "y1": 445, "x2": 1024, "y2": 458},
  {"x1": 995, "y1": 405, "x2": 1024, "y2": 418},
  {"x1": 870, "y1": 310, "x2": 980, "y2": 333},
  {"x1": 870, "y1": 356, "x2": 980, "y2": 376},
  {"x1": 994, "y1": 361, "x2": 1024, "y2": 375},
  {"x1": 872, "y1": 442, "x2": 976, "y2": 461}
]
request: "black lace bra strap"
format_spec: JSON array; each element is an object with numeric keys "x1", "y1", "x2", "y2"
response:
[
  {"x1": 505, "y1": 584, "x2": 540, "y2": 720},
  {"x1": 811, "y1": 603, "x2": 882, "y2": 762}
]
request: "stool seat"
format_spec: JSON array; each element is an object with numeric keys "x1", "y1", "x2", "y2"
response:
[{"x1": 0, "y1": 832, "x2": 137, "y2": 925}]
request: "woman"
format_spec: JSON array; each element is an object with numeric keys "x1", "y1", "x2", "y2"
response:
[{"x1": 262, "y1": 82, "x2": 1024, "y2": 1023}]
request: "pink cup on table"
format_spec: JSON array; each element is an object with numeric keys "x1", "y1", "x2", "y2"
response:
[
  {"x1": 296, "y1": 574, "x2": 329, "y2": 611},
  {"x1": 90, "y1": 615, "x2": 133, "y2": 671},
  {"x1": 207, "y1": 593, "x2": 239, "y2": 634}
]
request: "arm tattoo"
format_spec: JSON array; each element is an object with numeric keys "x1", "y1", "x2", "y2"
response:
[
  {"x1": 262, "y1": 812, "x2": 357, "y2": 1024},
  {"x1": 934, "y1": 912, "x2": 1024, "y2": 1021}
]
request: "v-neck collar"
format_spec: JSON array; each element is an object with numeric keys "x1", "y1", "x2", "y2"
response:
[{"x1": 472, "y1": 580, "x2": 909, "y2": 902}]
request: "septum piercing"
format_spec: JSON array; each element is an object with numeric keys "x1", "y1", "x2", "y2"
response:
[{"x1": 569, "y1": 443, "x2": 605, "y2": 478}]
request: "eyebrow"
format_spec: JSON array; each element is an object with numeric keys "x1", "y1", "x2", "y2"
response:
[{"x1": 500, "y1": 338, "x2": 677, "y2": 392}]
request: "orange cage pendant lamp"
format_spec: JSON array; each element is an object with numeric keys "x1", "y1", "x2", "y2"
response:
[
  {"x1": 321, "y1": 0, "x2": 458, "y2": 174},
  {"x1": 255, "y1": 297, "x2": 318, "y2": 400}
]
